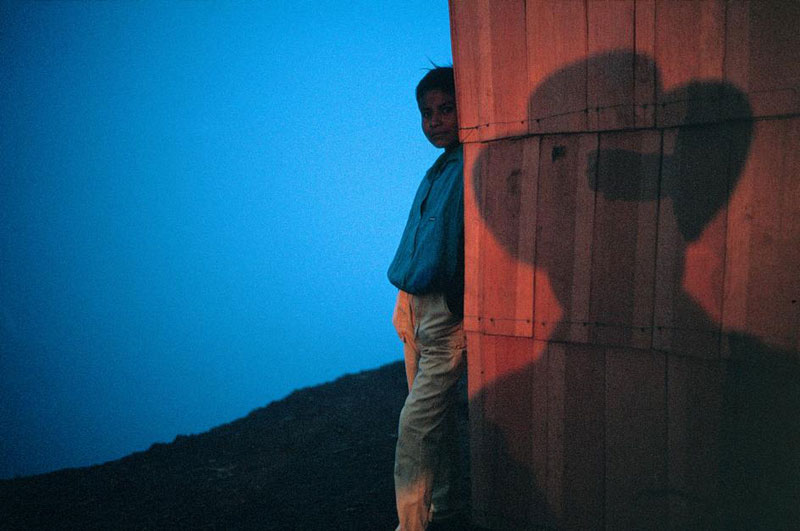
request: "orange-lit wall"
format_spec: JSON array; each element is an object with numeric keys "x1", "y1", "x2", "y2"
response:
[{"x1": 449, "y1": 1, "x2": 799, "y2": 528}]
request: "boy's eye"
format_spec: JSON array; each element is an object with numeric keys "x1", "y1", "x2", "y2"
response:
[{"x1": 422, "y1": 111, "x2": 432, "y2": 119}]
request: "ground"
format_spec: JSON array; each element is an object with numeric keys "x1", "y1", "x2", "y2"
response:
[{"x1": 0, "y1": 361, "x2": 473, "y2": 530}]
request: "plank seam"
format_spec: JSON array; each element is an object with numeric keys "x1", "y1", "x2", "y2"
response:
[
  {"x1": 587, "y1": 132, "x2": 600, "y2": 346},
  {"x1": 649, "y1": 129, "x2": 664, "y2": 352}
]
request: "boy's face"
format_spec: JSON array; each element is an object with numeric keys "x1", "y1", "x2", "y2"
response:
[{"x1": 418, "y1": 89, "x2": 459, "y2": 149}]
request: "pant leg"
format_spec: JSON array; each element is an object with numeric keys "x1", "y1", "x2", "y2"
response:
[
  {"x1": 395, "y1": 291, "x2": 465, "y2": 523},
  {"x1": 393, "y1": 290, "x2": 420, "y2": 391},
  {"x1": 394, "y1": 292, "x2": 466, "y2": 531},
  {"x1": 392, "y1": 291, "x2": 466, "y2": 527}
]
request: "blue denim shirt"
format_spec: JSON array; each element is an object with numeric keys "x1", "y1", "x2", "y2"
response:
[{"x1": 388, "y1": 145, "x2": 464, "y2": 315}]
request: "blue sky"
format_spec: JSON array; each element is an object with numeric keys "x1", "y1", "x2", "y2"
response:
[{"x1": 0, "y1": 0, "x2": 453, "y2": 479}]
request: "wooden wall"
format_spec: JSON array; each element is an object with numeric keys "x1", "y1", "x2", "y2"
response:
[{"x1": 449, "y1": 1, "x2": 800, "y2": 528}]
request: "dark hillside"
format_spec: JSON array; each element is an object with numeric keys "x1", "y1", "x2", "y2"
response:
[{"x1": 0, "y1": 362, "x2": 470, "y2": 530}]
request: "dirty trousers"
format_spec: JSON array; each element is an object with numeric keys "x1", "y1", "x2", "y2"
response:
[{"x1": 392, "y1": 290, "x2": 466, "y2": 531}]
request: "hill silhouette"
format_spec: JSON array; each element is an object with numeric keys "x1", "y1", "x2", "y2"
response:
[{"x1": 0, "y1": 362, "x2": 470, "y2": 530}]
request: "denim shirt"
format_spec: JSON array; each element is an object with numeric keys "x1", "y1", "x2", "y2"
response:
[{"x1": 387, "y1": 145, "x2": 464, "y2": 315}]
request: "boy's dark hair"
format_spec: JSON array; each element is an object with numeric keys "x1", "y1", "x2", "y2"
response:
[{"x1": 416, "y1": 66, "x2": 455, "y2": 103}]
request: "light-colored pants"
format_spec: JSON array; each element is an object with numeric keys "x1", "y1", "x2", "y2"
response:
[{"x1": 393, "y1": 290, "x2": 467, "y2": 531}]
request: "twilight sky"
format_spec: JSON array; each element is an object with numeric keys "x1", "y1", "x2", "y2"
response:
[{"x1": 0, "y1": 0, "x2": 453, "y2": 479}]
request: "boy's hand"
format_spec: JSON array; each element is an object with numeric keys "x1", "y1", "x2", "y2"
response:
[{"x1": 392, "y1": 290, "x2": 413, "y2": 344}]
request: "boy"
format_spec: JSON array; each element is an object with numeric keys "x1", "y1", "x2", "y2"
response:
[{"x1": 387, "y1": 67, "x2": 467, "y2": 531}]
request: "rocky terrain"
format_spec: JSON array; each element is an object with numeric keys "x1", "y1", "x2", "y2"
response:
[{"x1": 0, "y1": 361, "x2": 471, "y2": 530}]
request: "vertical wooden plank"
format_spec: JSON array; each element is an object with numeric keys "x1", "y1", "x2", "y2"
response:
[
  {"x1": 546, "y1": 342, "x2": 566, "y2": 523},
  {"x1": 605, "y1": 348, "x2": 668, "y2": 530},
  {"x1": 590, "y1": 129, "x2": 661, "y2": 349},
  {"x1": 655, "y1": 0, "x2": 726, "y2": 127},
  {"x1": 481, "y1": 0, "x2": 528, "y2": 142},
  {"x1": 562, "y1": 343, "x2": 606, "y2": 529},
  {"x1": 474, "y1": 0, "x2": 493, "y2": 143},
  {"x1": 725, "y1": 0, "x2": 800, "y2": 119},
  {"x1": 478, "y1": 139, "x2": 523, "y2": 336},
  {"x1": 722, "y1": 118, "x2": 800, "y2": 352},
  {"x1": 470, "y1": 332, "x2": 499, "y2": 527},
  {"x1": 462, "y1": 143, "x2": 482, "y2": 332},
  {"x1": 449, "y1": 0, "x2": 481, "y2": 143},
  {"x1": 476, "y1": 137, "x2": 536, "y2": 337},
  {"x1": 652, "y1": 130, "x2": 681, "y2": 354},
  {"x1": 653, "y1": 125, "x2": 731, "y2": 359},
  {"x1": 465, "y1": 332, "x2": 490, "y2": 526},
  {"x1": 518, "y1": 139, "x2": 539, "y2": 334},
  {"x1": 634, "y1": 0, "x2": 657, "y2": 128},
  {"x1": 527, "y1": 0, "x2": 588, "y2": 134},
  {"x1": 466, "y1": 333, "x2": 484, "y2": 403},
  {"x1": 667, "y1": 355, "x2": 725, "y2": 529},
  {"x1": 535, "y1": 134, "x2": 597, "y2": 344},
  {"x1": 491, "y1": 336, "x2": 541, "y2": 528},
  {"x1": 529, "y1": 340, "x2": 550, "y2": 526},
  {"x1": 587, "y1": 0, "x2": 636, "y2": 131},
  {"x1": 722, "y1": 0, "x2": 750, "y2": 121}
]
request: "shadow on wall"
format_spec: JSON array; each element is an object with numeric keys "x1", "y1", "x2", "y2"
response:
[{"x1": 469, "y1": 51, "x2": 799, "y2": 529}]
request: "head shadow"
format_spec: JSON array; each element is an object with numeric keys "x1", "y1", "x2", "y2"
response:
[{"x1": 474, "y1": 50, "x2": 753, "y2": 263}]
